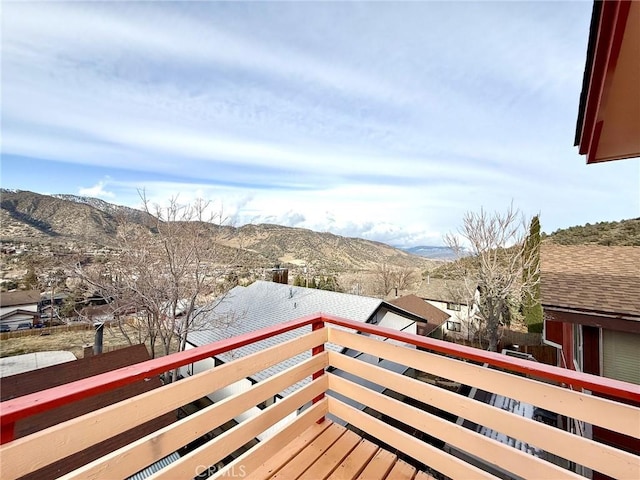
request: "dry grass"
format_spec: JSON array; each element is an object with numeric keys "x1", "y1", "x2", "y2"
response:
[{"x1": 0, "y1": 324, "x2": 162, "y2": 360}]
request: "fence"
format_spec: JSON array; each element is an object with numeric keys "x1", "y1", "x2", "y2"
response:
[
  {"x1": 0, "y1": 323, "x2": 94, "y2": 340},
  {"x1": 446, "y1": 330, "x2": 557, "y2": 366}
]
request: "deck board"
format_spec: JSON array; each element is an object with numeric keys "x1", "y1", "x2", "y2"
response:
[
  {"x1": 270, "y1": 423, "x2": 344, "y2": 480},
  {"x1": 303, "y1": 429, "x2": 361, "y2": 478},
  {"x1": 355, "y1": 449, "x2": 397, "y2": 480},
  {"x1": 249, "y1": 421, "x2": 435, "y2": 480},
  {"x1": 386, "y1": 459, "x2": 418, "y2": 479},
  {"x1": 414, "y1": 471, "x2": 436, "y2": 480},
  {"x1": 244, "y1": 419, "x2": 331, "y2": 480},
  {"x1": 326, "y1": 439, "x2": 379, "y2": 480}
]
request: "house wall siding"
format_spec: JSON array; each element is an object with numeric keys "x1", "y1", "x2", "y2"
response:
[
  {"x1": 426, "y1": 300, "x2": 476, "y2": 340},
  {"x1": 0, "y1": 303, "x2": 38, "y2": 317}
]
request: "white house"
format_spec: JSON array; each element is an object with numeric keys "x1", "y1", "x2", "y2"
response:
[
  {"x1": 398, "y1": 278, "x2": 480, "y2": 341},
  {"x1": 0, "y1": 290, "x2": 40, "y2": 330}
]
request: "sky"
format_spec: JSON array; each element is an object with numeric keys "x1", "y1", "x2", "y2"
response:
[{"x1": 1, "y1": 1, "x2": 638, "y2": 247}]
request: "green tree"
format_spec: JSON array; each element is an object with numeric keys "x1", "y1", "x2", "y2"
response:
[
  {"x1": 522, "y1": 215, "x2": 543, "y2": 332},
  {"x1": 308, "y1": 277, "x2": 317, "y2": 289},
  {"x1": 293, "y1": 274, "x2": 304, "y2": 287}
]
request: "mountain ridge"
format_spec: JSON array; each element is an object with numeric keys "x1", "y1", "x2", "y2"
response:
[{"x1": 0, "y1": 189, "x2": 436, "y2": 270}]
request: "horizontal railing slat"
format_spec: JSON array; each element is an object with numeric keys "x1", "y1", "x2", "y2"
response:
[
  {"x1": 0, "y1": 313, "x2": 325, "y2": 429},
  {"x1": 147, "y1": 378, "x2": 329, "y2": 480},
  {"x1": 321, "y1": 314, "x2": 640, "y2": 401},
  {"x1": 327, "y1": 396, "x2": 497, "y2": 479},
  {"x1": 328, "y1": 351, "x2": 639, "y2": 480},
  {"x1": 61, "y1": 353, "x2": 328, "y2": 480},
  {"x1": 328, "y1": 373, "x2": 581, "y2": 480},
  {"x1": 328, "y1": 328, "x2": 640, "y2": 439},
  {"x1": 0, "y1": 328, "x2": 327, "y2": 479}
]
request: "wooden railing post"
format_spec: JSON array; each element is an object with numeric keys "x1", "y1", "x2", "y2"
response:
[{"x1": 311, "y1": 318, "x2": 325, "y2": 423}]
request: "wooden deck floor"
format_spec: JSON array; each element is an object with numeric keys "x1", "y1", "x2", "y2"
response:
[{"x1": 246, "y1": 421, "x2": 435, "y2": 480}]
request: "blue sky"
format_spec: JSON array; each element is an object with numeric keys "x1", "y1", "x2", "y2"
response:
[{"x1": 2, "y1": 1, "x2": 638, "y2": 247}]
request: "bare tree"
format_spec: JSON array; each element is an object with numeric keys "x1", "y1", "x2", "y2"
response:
[
  {"x1": 74, "y1": 194, "x2": 242, "y2": 373},
  {"x1": 445, "y1": 204, "x2": 540, "y2": 351},
  {"x1": 374, "y1": 263, "x2": 396, "y2": 296},
  {"x1": 374, "y1": 264, "x2": 416, "y2": 297}
]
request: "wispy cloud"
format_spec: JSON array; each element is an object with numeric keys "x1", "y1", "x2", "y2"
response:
[
  {"x1": 78, "y1": 180, "x2": 115, "y2": 199},
  {"x1": 2, "y1": 1, "x2": 638, "y2": 247}
]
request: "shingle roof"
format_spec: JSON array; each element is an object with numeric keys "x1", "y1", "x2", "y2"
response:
[
  {"x1": 187, "y1": 281, "x2": 383, "y2": 395},
  {"x1": 0, "y1": 290, "x2": 40, "y2": 308},
  {"x1": 388, "y1": 294, "x2": 449, "y2": 335},
  {"x1": 540, "y1": 244, "x2": 640, "y2": 317}
]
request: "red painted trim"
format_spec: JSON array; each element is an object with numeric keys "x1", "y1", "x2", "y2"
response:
[
  {"x1": 0, "y1": 423, "x2": 15, "y2": 444},
  {"x1": 579, "y1": 0, "x2": 617, "y2": 155},
  {"x1": 320, "y1": 314, "x2": 640, "y2": 403},
  {"x1": 579, "y1": 0, "x2": 632, "y2": 163}
]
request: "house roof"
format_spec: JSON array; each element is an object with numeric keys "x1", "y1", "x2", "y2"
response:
[
  {"x1": 388, "y1": 294, "x2": 449, "y2": 335},
  {"x1": 0, "y1": 309, "x2": 40, "y2": 321},
  {"x1": 540, "y1": 244, "x2": 640, "y2": 318},
  {"x1": 0, "y1": 290, "x2": 40, "y2": 308},
  {"x1": 396, "y1": 278, "x2": 470, "y2": 305},
  {"x1": 187, "y1": 281, "x2": 390, "y2": 394},
  {"x1": 575, "y1": 0, "x2": 640, "y2": 163},
  {"x1": 0, "y1": 351, "x2": 77, "y2": 377},
  {"x1": 0, "y1": 344, "x2": 175, "y2": 479}
]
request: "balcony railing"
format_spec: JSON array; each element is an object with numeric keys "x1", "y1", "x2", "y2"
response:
[{"x1": 1, "y1": 313, "x2": 638, "y2": 479}]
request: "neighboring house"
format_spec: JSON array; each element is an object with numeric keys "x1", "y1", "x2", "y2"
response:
[
  {"x1": 398, "y1": 278, "x2": 480, "y2": 340},
  {"x1": 182, "y1": 280, "x2": 435, "y2": 438},
  {"x1": 0, "y1": 290, "x2": 40, "y2": 330},
  {"x1": 0, "y1": 344, "x2": 177, "y2": 480},
  {"x1": 38, "y1": 291, "x2": 68, "y2": 319},
  {"x1": 541, "y1": 244, "x2": 640, "y2": 467},
  {"x1": 553, "y1": 2, "x2": 640, "y2": 472},
  {"x1": 388, "y1": 294, "x2": 450, "y2": 339},
  {"x1": 541, "y1": 244, "x2": 640, "y2": 384}
]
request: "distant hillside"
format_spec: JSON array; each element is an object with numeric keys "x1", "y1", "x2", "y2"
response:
[
  {"x1": 0, "y1": 189, "x2": 435, "y2": 271},
  {"x1": 52, "y1": 194, "x2": 155, "y2": 226},
  {"x1": 402, "y1": 246, "x2": 457, "y2": 261},
  {"x1": 544, "y1": 218, "x2": 640, "y2": 246},
  {"x1": 1, "y1": 189, "x2": 119, "y2": 244},
  {"x1": 224, "y1": 224, "x2": 431, "y2": 270}
]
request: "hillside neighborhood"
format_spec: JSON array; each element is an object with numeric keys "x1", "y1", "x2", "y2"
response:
[{"x1": 1, "y1": 0, "x2": 639, "y2": 479}]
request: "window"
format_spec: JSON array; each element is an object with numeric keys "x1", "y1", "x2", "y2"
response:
[
  {"x1": 602, "y1": 330, "x2": 640, "y2": 385},
  {"x1": 447, "y1": 320, "x2": 461, "y2": 332},
  {"x1": 446, "y1": 302, "x2": 462, "y2": 311},
  {"x1": 573, "y1": 324, "x2": 583, "y2": 371}
]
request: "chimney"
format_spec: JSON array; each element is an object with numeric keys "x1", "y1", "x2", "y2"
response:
[
  {"x1": 93, "y1": 322, "x2": 104, "y2": 355},
  {"x1": 271, "y1": 266, "x2": 289, "y2": 284}
]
